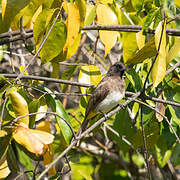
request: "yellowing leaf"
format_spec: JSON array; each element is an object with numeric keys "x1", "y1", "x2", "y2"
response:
[
  {"x1": 96, "y1": 4, "x2": 118, "y2": 57},
  {"x1": 136, "y1": 30, "x2": 145, "y2": 49},
  {"x1": 13, "y1": 125, "x2": 54, "y2": 155},
  {"x1": 33, "y1": 8, "x2": 55, "y2": 47},
  {"x1": 28, "y1": 5, "x2": 42, "y2": 29},
  {"x1": 126, "y1": 37, "x2": 156, "y2": 65},
  {"x1": 123, "y1": 32, "x2": 138, "y2": 63},
  {"x1": 85, "y1": 5, "x2": 96, "y2": 26},
  {"x1": 1, "y1": 0, "x2": 29, "y2": 32},
  {"x1": 166, "y1": 37, "x2": 180, "y2": 65},
  {"x1": 40, "y1": 21, "x2": 67, "y2": 63},
  {"x1": 98, "y1": 0, "x2": 113, "y2": 4},
  {"x1": 76, "y1": 0, "x2": 86, "y2": 27},
  {"x1": 0, "y1": 160, "x2": 11, "y2": 179},
  {"x1": 78, "y1": 65, "x2": 102, "y2": 102},
  {"x1": 175, "y1": 0, "x2": 180, "y2": 6},
  {"x1": 9, "y1": 91, "x2": 29, "y2": 126},
  {"x1": 63, "y1": 2, "x2": 80, "y2": 51},
  {"x1": 11, "y1": 0, "x2": 44, "y2": 30},
  {"x1": 152, "y1": 21, "x2": 166, "y2": 89},
  {"x1": 36, "y1": 121, "x2": 56, "y2": 175}
]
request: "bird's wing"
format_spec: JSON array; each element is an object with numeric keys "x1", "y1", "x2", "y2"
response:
[{"x1": 85, "y1": 76, "x2": 110, "y2": 120}]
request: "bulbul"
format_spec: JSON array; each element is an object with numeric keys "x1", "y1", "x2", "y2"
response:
[{"x1": 77, "y1": 62, "x2": 126, "y2": 136}]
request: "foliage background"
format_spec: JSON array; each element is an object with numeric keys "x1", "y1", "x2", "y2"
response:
[{"x1": 0, "y1": 0, "x2": 180, "y2": 179}]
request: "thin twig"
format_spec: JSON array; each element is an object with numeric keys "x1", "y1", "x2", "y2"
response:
[
  {"x1": 0, "y1": 74, "x2": 94, "y2": 88},
  {"x1": 140, "y1": 104, "x2": 152, "y2": 180}
]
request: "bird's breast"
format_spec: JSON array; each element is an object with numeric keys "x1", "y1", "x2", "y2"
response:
[{"x1": 96, "y1": 91, "x2": 124, "y2": 113}]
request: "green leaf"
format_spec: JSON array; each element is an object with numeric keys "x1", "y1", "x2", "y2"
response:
[
  {"x1": 142, "y1": 7, "x2": 160, "y2": 34},
  {"x1": 155, "y1": 136, "x2": 172, "y2": 168},
  {"x1": 164, "y1": 86, "x2": 180, "y2": 125},
  {"x1": 133, "y1": 114, "x2": 159, "y2": 150},
  {"x1": 55, "y1": 100, "x2": 73, "y2": 144},
  {"x1": 16, "y1": 143, "x2": 34, "y2": 178},
  {"x1": 171, "y1": 144, "x2": 180, "y2": 166},
  {"x1": 29, "y1": 99, "x2": 39, "y2": 128},
  {"x1": 15, "y1": 141, "x2": 43, "y2": 161},
  {"x1": 111, "y1": 108, "x2": 136, "y2": 152},
  {"x1": 126, "y1": 37, "x2": 156, "y2": 66},
  {"x1": 71, "y1": 156, "x2": 94, "y2": 180},
  {"x1": 0, "y1": 134, "x2": 11, "y2": 165},
  {"x1": 1, "y1": 0, "x2": 30, "y2": 33},
  {"x1": 40, "y1": 21, "x2": 67, "y2": 63},
  {"x1": 85, "y1": 5, "x2": 96, "y2": 26},
  {"x1": 7, "y1": 144, "x2": 20, "y2": 172},
  {"x1": 33, "y1": 8, "x2": 55, "y2": 46},
  {"x1": 11, "y1": 0, "x2": 43, "y2": 29},
  {"x1": 126, "y1": 69, "x2": 142, "y2": 92}
]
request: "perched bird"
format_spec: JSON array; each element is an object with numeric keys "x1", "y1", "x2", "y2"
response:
[{"x1": 77, "y1": 62, "x2": 126, "y2": 136}]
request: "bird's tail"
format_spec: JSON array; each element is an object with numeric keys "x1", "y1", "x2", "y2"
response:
[{"x1": 76, "y1": 118, "x2": 89, "y2": 145}]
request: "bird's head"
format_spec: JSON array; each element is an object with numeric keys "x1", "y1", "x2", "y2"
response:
[{"x1": 107, "y1": 62, "x2": 126, "y2": 77}]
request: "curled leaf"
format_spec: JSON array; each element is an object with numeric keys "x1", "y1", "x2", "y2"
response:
[{"x1": 13, "y1": 124, "x2": 54, "y2": 155}]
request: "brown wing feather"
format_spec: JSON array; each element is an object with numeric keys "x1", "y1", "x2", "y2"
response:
[{"x1": 85, "y1": 76, "x2": 110, "y2": 119}]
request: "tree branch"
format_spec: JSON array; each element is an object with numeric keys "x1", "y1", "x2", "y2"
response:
[{"x1": 0, "y1": 25, "x2": 180, "y2": 45}]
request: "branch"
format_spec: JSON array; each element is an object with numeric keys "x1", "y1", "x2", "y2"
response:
[
  {"x1": 36, "y1": 92, "x2": 141, "y2": 179},
  {"x1": 0, "y1": 25, "x2": 180, "y2": 45},
  {"x1": 0, "y1": 73, "x2": 93, "y2": 88}
]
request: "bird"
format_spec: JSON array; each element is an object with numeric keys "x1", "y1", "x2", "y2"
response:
[{"x1": 77, "y1": 62, "x2": 126, "y2": 138}]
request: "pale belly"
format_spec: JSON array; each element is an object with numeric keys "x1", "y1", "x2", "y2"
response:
[{"x1": 96, "y1": 91, "x2": 124, "y2": 113}]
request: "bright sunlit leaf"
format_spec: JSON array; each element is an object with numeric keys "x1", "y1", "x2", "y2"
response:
[
  {"x1": 96, "y1": 3, "x2": 118, "y2": 57},
  {"x1": 63, "y1": 2, "x2": 80, "y2": 51},
  {"x1": 152, "y1": 21, "x2": 166, "y2": 89},
  {"x1": 78, "y1": 65, "x2": 102, "y2": 102},
  {"x1": 13, "y1": 124, "x2": 54, "y2": 155},
  {"x1": 0, "y1": 160, "x2": 11, "y2": 179},
  {"x1": 166, "y1": 37, "x2": 180, "y2": 65},
  {"x1": 136, "y1": 30, "x2": 145, "y2": 49},
  {"x1": 36, "y1": 121, "x2": 56, "y2": 175}
]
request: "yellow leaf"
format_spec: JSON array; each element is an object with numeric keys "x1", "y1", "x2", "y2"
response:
[
  {"x1": 123, "y1": 32, "x2": 137, "y2": 63},
  {"x1": 78, "y1": 65, "x2": 102, "y2": 102},
  {"x1": 63, "y1": 2, "x2": 80, "y2": 51},
  {"x1": 1, "y1": 0, "x2": 7, "y2": 21},
  {"x1": 13, "y1": 124, "x2": 54, "y2": 155},
  {"x1": 96, "y1": 4, "x2": 118, "y2": 57},
  {"x1": 152, "y1": 21, "x2": 166, "y2": 89},
  {"x1": 175, "y1": 0, "x2": 180, "y2": 6},
  {"x1": 36, "y1": 121, "x2": 56, "y2": 175},
  {"x1": 28, "y1": 5, "x2": 42, "y2": 29},
  {"x1": 166, "y1": 37, "x2": 180, "y2": 65},
  {"x1": 136, "y1": 30, "x2": 145, "y2": 49},
  {"x1": 9, "y1": 91, "x2": 29, "y2": 127},
  {"x1": 98, "y1": 0, "x2": 113, "y2": 4},
  {"x1": 0, "y1": 160, "x2": 11, "y2": 179}
]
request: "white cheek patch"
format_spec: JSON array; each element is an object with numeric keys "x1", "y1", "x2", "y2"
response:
[{"x1": 96, "y1": 91, "x2": 124, "y2": 113}]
